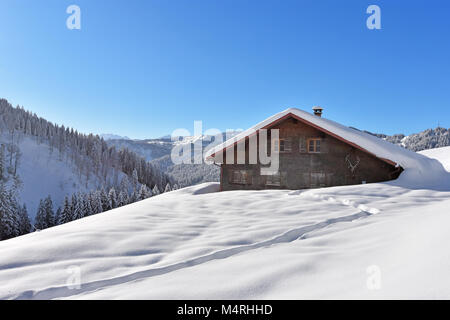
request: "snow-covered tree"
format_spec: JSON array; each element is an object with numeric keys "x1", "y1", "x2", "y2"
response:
[
  {"x1": 152, "y1": 185, "x2": 160, "y2": 196},
  {"x1": 18, "y1": 204, "x2": 31, "y2": 235},
  {"x1": 54, "y1": 207, "x2": 61, "y2": 225},
  {"x1": 0, "y1": 145, "x2": 6, "y2": 182},
  {"x1": 132, "y1": 168, "x2": 139, "y2": 191},
  {"x1": 59, "y1": 196, "x2": 72, "y2": 224},
  {"x1": 34, "y1": 200, "x2": 44, "y2": 230},
  {"x1": 108, "y1": 188, "x2": 117, "y2": 210},
  {"x1": 120, "y1": 175, "x2": 130, "y2": 194},
  {"x1": 90, "y1": 190, "x2": 103, "y2": 215},
  {"x1": 100, "y1": 188, "x2": 110, "y2": 212},
  {"x1": 71, "y1": 193, "x2": 84, "y2": 220},
  {"x1": 82, "y1": 193, "x2": 93, "y2": 216},
  {"x1": 0, "y1": 186, "x2": 20, "y2": 239},
  {"x1": 35, "y1": 195, "x2": 55, "y2": 230},
  {"x1": 117, "y1": 191, "x2": 128, "y2": 207},
  {"x1": 138, "y1": 184, "x2": 152, "y2": 200},
  {"x1": 43, "y1": 195, "x2": 55, "y2": 227}
]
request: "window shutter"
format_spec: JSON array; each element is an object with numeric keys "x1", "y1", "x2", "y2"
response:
[
  {"x1": 299, "y1": 137, "x2": 306, "y2": 153},
  {"x1": 284, "y1": 139, "x2": 292, "y2": 152}
]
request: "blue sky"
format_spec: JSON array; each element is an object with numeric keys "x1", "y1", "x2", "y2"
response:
[{"x1": 0, "y1": 0, "x2": 449, "y2": 139}]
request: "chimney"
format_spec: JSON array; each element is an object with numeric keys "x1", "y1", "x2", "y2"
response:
[{"x1": 312, "y1": 106, "x2": 323, "y2": 117}]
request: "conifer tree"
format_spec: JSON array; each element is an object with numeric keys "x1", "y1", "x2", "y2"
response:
[
  {"x1": 43, "y1": 195, "x2": 55, "y2": 227},
  {"x1": 82, "y1": 193, "x2": 93, "y2": 216},
  {"x1": 128, "y1": 189, "x2": 137, "y2": 203},
  {"x1": 18, "y1": 204, "x2": 31, "y2": 235},
  {"x1": 152, "y1": 185, "x2": 160, "y2": 196},
  {"x1": 138, "y1": 184, "x2": 151, "y2": 200},
  {"x1": 0, "y1": 144, "x2": 6, "y2": 182},
  {"x1": 34, "y1": 199, "x2": 47, "y2": 230},
  {"x1": 0, "y1": 187, "x2": 19, "y2": 239},
  {"x1": 35, "y1": 196, "x2": 55, "y2": 230},
  {"x1": 54, "y1": 207, "x2": 62, "y2": 226},
  {"x1": 7, "y1": 191, "x2": 20, "y2": 236},
  {"x1": 117, "y1": 191, "x2": 128, "y2": 207},
  {"x1": 70, "y1": 193, "x2": 78, "y2": 220},
  {"x1": 59, "y1": 196, "x2": 72, "y2": 224},
  {"x1": 132, "y1": 168, "x2": 139, "y2": 191},
  {"x1": 90, "y1": 190, "x2": 103, "y2": 215},
  {"x1": 100, "y1": 188, "x2": 110, "y2": 212},
  {"x1": 72, "y1": 193, "x2": 84, "y2": 220},
  {"x1": 120, "y1": 175, "x2": 129, "y2": 194},
  {"x1": 108, "y1": 188, "x2": 117, "y2": 209}
]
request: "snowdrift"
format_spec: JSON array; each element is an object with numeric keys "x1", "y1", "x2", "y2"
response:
[
  {"x1": 0, "y1": 147, "x2": 449, "y2": 299},
  {"x1": 419, "y1": 146, "x2": 450, "y2": 171}
]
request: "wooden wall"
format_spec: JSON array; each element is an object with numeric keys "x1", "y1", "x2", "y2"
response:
[{"x1": 220, "y1": 117, "x2": 402, "y2": 191}]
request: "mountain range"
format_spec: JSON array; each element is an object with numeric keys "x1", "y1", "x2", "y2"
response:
[
  {"x1": 1, "y1": 96, "x2": 449, "y2": 228},
  {"x1": 104, "y1": 132, "x2": 242, "y2": 187}
]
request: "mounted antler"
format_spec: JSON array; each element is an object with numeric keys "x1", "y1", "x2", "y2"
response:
[{"x1": 345, "y1": 154, "x2": 360, "y2": 173}]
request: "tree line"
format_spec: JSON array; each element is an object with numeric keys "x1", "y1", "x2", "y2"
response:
[
  {"x1": 0, "y1": 143, "x2": 30, "y2": 240},
  {"x1": 2, "y1": 170, "x2": 176, "y2": 238},
  {"x1": 0, "y1": 98, "x2": 178, "y2": 240},
  {"x1": 0, "y1": 98, "x2": 173, "y2": 191},
  {"x1": 35, "y1": 177, "x2": 175, "y2": 230}
]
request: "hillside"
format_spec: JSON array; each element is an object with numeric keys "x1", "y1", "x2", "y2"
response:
[
  {"x1": 4, "y1": 134, "x2": 109, "y2": 219},
  {"x1": 0, "y1": 99, "x2": 173, "y2": 226},
  {"x1": 0, "y1": 147, "x2": 449, "y2": 299},
  {"x1": 106, "y1": 138, "x2": 174, "y2": 162},
  {"x1": 106, "y1": 132, "x2": 241, "y2": 188},
  {"x1": 369, "y1": 127, "x2": 450, "y2": 151}
]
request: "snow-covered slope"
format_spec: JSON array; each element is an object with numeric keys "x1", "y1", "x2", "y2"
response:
[
  {"x1": 1, "y1": 135, "x2": 107, "y2": 220},
  {"x1": 419, "y1": 146, "x2": 450, "y2": 171},
  {"x1": 370, "y1": 127, "x2": 450, "y2": 152},
  {"x1": 1, "y1": 143, "x2": 450, "y2": 299}
]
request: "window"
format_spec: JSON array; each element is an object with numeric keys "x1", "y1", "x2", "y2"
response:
[
  {"x1": 273, "y1": 138, "x2": 292, "y2": 153},
  {"x1": 280, "y1": 139, "x2": 292, "y2": 152},
  {"x1": 310, "y1": 172, "x2": 326, "y2": 187},
  {"x1": 265, "y1": 171, "x2": 286, "y2": 186},
  {"x1": 230, "y1": 170, "x2": 252, "y2": 184},
  {"x1": 307, "y1": 138, "x2": 321, "y2": 153},
  {"x1": 266, "y1": 172, "x2": 281, "y2": 186}
]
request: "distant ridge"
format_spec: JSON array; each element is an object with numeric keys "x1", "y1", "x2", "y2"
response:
[{"x1": 100, "y1": 133, "x2": 131, "y2": 141}]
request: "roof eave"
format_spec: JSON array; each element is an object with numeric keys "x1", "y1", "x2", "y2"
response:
[{"x1": 206, "y1": 112, "x2": 400, "y2": 168}]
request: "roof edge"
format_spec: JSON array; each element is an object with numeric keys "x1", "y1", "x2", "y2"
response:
[{"x1": 206, "y1": 111, "x2": 399, "y2": 168}]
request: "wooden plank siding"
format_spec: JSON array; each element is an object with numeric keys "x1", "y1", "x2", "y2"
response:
[{"x1": 220, "y1": 116, "x2": 402, "y2": 191}]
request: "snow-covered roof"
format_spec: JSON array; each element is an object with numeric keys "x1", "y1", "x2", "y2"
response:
[{"x1": 205, "y1": 108, "x2": 448, "y2": 188}]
